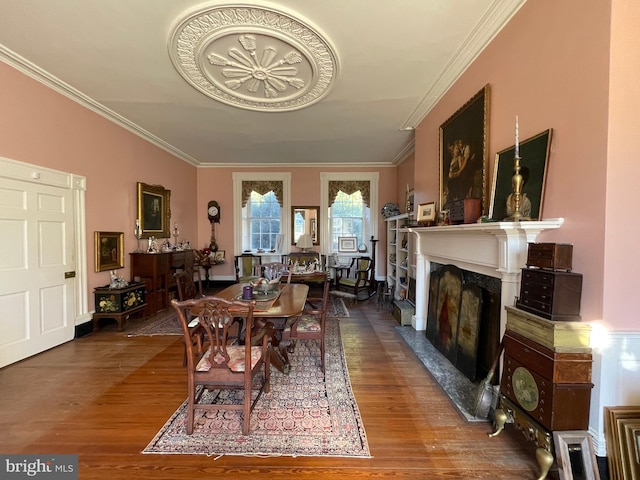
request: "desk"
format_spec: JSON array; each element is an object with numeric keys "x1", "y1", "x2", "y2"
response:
[{"x1": 216, "y1": 283, "x2": 309, "y2": 373}]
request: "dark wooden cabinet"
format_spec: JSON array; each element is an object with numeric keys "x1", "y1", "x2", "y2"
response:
[
  {"x1": 516, "y1": 268, "x2": 582, "y2": 321},
  {"x1": 130, "y1": 250, "x2": 194, "y2": 315}
]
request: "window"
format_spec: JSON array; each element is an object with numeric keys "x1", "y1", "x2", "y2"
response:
[
  {"x1": 245, "y1": 190, "x2": 281, "y2": 250},
  {"x1": 233, "y1": 173, "x2": 291, "y2": 255},
  {"x1": 321, "y1": 172, "x2": 378, "y2": 254},
  {"x1": 329, "y1": 190, "x2": 369, "y2": 251}
]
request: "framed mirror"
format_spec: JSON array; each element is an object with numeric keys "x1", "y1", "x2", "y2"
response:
[{"x1": 291, "y1": 206, "x2": 319, "y2": 245}]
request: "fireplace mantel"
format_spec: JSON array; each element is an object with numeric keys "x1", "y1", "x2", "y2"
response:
[{"x1": 408, "y1": 218, "x2": 564, "y2": 333}]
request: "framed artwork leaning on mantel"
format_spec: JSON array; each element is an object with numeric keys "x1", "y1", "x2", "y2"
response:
[{"x1": 489, "y1": 129, "x2": 553, "y2": 221}]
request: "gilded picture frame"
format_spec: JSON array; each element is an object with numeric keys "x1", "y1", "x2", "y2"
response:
[
  {"x1": 605, "y1": 406, "x2": 640, "y2": 480},
  {"x1": 137, "y1": 182, "x2": 171, "y2": 238},
  {"x1": 94, "y1": 231, "x2": 124, "y2": 272},
  {"x1": 489, "y1": 129, "x2": 553, "y2": 221},
  {"x1": 439, "y1": 84, "x2": 490, "y2": 214},
  {"x1": 553, "y1": 431, "x2": 600, "y2": 480}
]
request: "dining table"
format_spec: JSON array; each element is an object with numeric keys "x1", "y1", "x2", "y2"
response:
[{"x1": 215, "y1": 282, "x2": 309, "y2": 373}]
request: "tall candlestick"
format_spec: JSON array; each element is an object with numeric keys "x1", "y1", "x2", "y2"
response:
[
  {"x1": 515, "y1": 115, "x2": 519, "y2": 158},
  {"x1": 134, "y1": 218, "x2": 142, "y2": 252}
]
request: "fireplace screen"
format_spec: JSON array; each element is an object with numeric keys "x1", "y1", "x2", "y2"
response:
[{"x1": 426, "y1": 264, "x2": 500, "y2": 381}]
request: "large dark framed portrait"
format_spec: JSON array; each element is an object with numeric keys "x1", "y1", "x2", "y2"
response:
[
  {"x1": 94, "y1": 231, "x2": 124, "y2": 272},
  {"x1": 489, "y1": 129, "x2": 552, "y2": 221},
  {"x1": 439, "y1": 84, "x2": 490, "y2": 214},
  {"x1": 137, "y1": 182, "x2": 171, "y2": 238}
]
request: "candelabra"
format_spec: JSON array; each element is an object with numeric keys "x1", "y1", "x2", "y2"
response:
[{"x1": 134, "y1": 219, "x2": 143, "y2": 253}]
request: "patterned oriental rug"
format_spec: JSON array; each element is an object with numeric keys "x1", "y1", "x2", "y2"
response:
[
  {"x1": 128, "y1": 295, "x2": 349, "y2": 337},
  {"x1": 143, "y1": 318, "x2": 370, "y2": 458}
]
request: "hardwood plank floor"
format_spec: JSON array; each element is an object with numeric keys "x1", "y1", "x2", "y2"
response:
[{"x1": 0, "y1": 298, "x2": 551, "y2": 479}]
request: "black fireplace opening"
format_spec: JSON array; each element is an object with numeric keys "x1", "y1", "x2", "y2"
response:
[{"x1": 426, "y1": 263, "x2": 501, "y2": 382}]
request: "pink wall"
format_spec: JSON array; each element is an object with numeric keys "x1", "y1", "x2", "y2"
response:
[
  {"x1": 603, "y1": 0, "x2": 640, "y2": 330},
  {"x1": 197, "y1": 166, "x2": 397, "y2": 278},
  {"x1": 396, "y1": 152, "x2": 415, "y2": 210},
  {"x1": 0, "y1": 62, "x2": 198, "y2": 310},
  {"x1": 413, "y1": 1, "x2": 618, "y2": 328}
]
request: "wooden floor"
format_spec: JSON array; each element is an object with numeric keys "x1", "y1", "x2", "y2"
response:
[{"x1": 0, "y1": 297, "x2": 551, "y2": 479}]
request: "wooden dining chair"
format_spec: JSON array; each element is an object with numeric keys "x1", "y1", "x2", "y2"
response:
[
  {"x1": 171, "y1": 296, "x2": 271, "y2": 435},
  {"x1": 282, "y1": 275, "x2": 330, "y2": 374},
  {"x1": 174, "y1": 270, "x2": 207, "y2": 366},
  {"x1": 234, "y1": 254, "x2": 262, "y2": 283}
]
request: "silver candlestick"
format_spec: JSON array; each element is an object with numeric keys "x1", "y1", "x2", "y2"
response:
[
  {"x1": 134, "y1": 219, "x2": 143, "y2": 253},
  {"x1": 172, "y1": 223, "x2": 180, "y2": 248}
]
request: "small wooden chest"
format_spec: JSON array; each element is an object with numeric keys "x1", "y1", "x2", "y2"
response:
[
  {"x1": 517, "y1": 268, "x2": 583, "y2": 321},
  {"x1": 392, "y1": 300, "x2": 414, "y2": 326},
  {"x1": 505, "y1": 306, "x2": 591, "y2": 351},
  {"x1": 526, "y1": 242, "x2": 573, "y2": 271},
  {"x1": 449, "y1": 198, "x2": 481, "y2": 224}
]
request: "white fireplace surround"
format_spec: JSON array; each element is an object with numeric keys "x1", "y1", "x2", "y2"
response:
[{"x1": 408, "y1": 218, "x2": 564, "y2": 336}]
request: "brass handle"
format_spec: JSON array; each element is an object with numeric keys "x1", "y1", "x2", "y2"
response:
[{"x1": 65, "y1": 271, "x2": 76, "y2": 279}]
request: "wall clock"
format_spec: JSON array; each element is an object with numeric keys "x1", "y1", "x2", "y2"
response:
[
  {"x1": 512, "y1": 366, "x2": 539, "y2": 412},
  {"x1": 207, "y1": 200, "x2": 220, "y2": 223}
]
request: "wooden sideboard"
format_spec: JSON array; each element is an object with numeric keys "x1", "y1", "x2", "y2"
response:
[{"x1": 130, "y1": 250, "x2": 194, "y2": 315}]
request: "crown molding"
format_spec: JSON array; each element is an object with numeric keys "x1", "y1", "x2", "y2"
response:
[
  {"x1": 0, "y1": 45, "x2": 202, "y2": 167},
  {"x1": 399, "y1": 0, "x2": 526, "y2": 130}
]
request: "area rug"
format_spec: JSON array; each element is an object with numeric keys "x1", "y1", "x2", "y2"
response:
[
  {"x1": 142, "y1": 318, "x2": 370, "y2": 458},
  {"x1": 128, "y1": 296, "x2": 349, "y2": 337}
]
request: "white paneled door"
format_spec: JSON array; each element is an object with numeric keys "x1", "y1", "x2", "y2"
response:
[{"x1": 0, "y1": 176, "x2": 76, "y2": 368}]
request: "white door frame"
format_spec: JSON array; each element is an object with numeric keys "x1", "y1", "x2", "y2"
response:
[{"x1": 0, "y1": 156, "x2": 89, "y2": 327}]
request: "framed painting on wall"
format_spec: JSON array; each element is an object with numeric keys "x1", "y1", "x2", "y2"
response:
[
  {"x1": 94, "y1": 231, "x2": 124, "y2": 272},
  {"x1": 439, "y1": 84, "x2": 490, "y2": 215},
  {"x1": 137, "y1": 182, "x2": 171, "y2": 239}
]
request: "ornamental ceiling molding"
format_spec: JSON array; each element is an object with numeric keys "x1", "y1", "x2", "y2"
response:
[{"x1": 168, "y1": 3, "x2": 339, "y2": 112}]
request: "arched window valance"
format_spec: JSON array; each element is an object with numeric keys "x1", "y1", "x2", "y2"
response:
[
  {"x1": 328, "y1": 180, "x2": 370, "y2": 207},
  {"x1": 241, "y1": 180, "x2": 283, "y2": 207}
]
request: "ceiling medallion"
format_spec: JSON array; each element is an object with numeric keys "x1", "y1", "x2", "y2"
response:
[{"x1": 169, "y1": 4, "x2": 338, "y2": 112}]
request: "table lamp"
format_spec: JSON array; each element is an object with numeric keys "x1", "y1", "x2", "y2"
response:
[{"x1": 296, "y1": 234, "x2": 313, "y2": 253}]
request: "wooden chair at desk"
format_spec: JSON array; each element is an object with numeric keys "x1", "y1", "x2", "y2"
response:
[
  {"x1": 172, "y1": 296, "x2": 271, "y2": 435},
  {"x1": 282, "y1": 274, "x2": 330, "y2": 374}
]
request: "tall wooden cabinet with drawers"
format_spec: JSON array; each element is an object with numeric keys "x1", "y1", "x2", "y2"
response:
[
  {"x1": 130, "y1": 250, "x2": 194, "y2": 316},
  {"x1": 489, "y1": 306, "x2": 593, "y2": 480}
]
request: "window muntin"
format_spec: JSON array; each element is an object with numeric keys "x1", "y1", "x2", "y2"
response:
[
  {"x1": 329, "y1": 190, "x2": 370, "y2": 251},
  {"x1": 244, "y1": 190, "x2": 281, "y2": 251}
]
